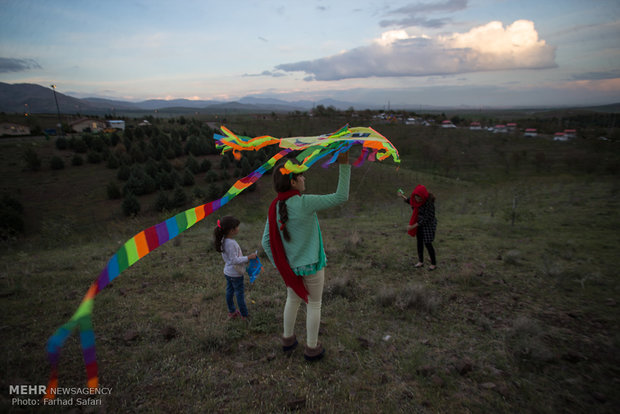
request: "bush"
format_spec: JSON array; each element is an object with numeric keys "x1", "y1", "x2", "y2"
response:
[
  {"x1": 22, "y1": 147, "x2": 41, "y2": 171},
  {"x1": 171, "y1": 186, "x2": 187, "y2": 208},
  {"x1": 185, "y1": 155, "x2": 200, "y2": 174},
  {"x1": 156, "y1": 171, "x2": 175, "y2": 190},
  {"x1": 0, "y1": 194, "x2": 25, "y2": 238},
  {"x1": 144, "y1": 158, "x2": 159, "y2": 178},
  {"x1": 87, "y1": 151, "x2": 102, "y2": 164},
  {"x1": 207, "y1": 183, "x2": 219, "y2": 201},
  {"x1": 122, "y1": 192, "x2": 140, "y2": 216},
  {"x1": 50, "y1": 156, "x2": 65, "y2": 170},
  {"x1": 107, "y1": 154, "x2": 120, "y2": 169},
  {"x1": 153, "y1": 191, "x2": 170, "y2": 212},
  {"x1": 123, "y1": 171, "x2": 156, "y2": 196},
  {"x1": 72, "y1": 139, "x2": 88, "y2": 153}
]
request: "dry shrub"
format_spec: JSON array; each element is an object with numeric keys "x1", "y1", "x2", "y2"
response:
[
  {"x1": 503, "y1": 250, "x2": 522, "y2": 266},
  {"x1": 375, "y1": 284, "x2": 439, "y2": 314},
  {"x1": 342, "y1": 230, "x2": 363, "y2": 255},
  {"x1": 506, "y1": 316, "x2": 556, "y2": 364},
  {"x1": 397, "y1": 284, "x2": 440, "y2": 314},
  {"x1": 376, "y1": 287, "x2": 398, "y2": 307},
  {"x1": 326, "y1": 275, "x2": 357, "y2": 299}
]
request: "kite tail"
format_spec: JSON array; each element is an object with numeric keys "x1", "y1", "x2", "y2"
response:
[{"x1": 45, "y1": 148, "x2": 292, "y2": 399}]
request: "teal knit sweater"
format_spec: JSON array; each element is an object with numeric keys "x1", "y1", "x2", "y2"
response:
[{"x1": 261, "y1": 164, "x2": 351, "y2": 275}]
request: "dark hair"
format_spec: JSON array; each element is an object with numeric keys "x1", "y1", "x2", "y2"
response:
[
  {"x1": 214, "y1": 215, "x2": 240, "y2": 253},
  {"x1": 272, "y1": 159, "x2": 303, "y2": 242}
]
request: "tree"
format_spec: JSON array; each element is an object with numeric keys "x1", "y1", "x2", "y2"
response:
[
  {"x1": 185, "y1": 154, "x2": 200, "y2": 173},
  {"x1": 172, "y1": 186, "x2": 187, "y2": 208},
  {"x1": 207, "y1": 183, "x2": 219, "y2": 201},
  {"x1": 122, "y1": 192, "x2": 140, "y2": 216},
  {"x1": 107, "y1": 154, "x2": 120, "y2": 169},
  {"x1": 153, "y1": 191, "x2": 170, "y2": 212}
]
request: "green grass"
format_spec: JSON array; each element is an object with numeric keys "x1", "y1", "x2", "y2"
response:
[{"x1": 1, "y1": 123, "x2": 619, "y2": 413}]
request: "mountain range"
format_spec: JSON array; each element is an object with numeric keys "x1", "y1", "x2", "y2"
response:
[{"x1": 0, "y1": 82, "x2": 373, "y2": 115}]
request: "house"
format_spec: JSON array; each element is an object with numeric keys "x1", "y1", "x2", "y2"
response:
[
  {"x1": 0, "y1": 123, "x2": 30, "y2": 136},
  {"x1": 553, "y1": 132, "x2": 568, "y2": 141},
  {"x1": 564, "y1": 129, "x2": 577, "y2": 139},
  {"x1": 441, "y1": 120, "x2": 456, "y2": 128},
  {"x1": 506, "y1": 122, "x2": 517, "y2": 131},
  {"x1": 469, "y1": 121, "x2": 482, "y2": 130},
  {"x1": 524, "y1": 128, "x2": 538, "y2": 137},
  {"x1": 70, "y1": 118, "x2": 107, "y2": 133},
  {"x1": 493, "y1": 125, "x2": 508, "y2": 133},
  {"x1": 107, "y1": 120, "x2": 126, "y2": 131}
]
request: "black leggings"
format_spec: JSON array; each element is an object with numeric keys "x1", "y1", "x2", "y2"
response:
[{"x1": 417, "y1": 233, "x2": 436, "y2": 265}]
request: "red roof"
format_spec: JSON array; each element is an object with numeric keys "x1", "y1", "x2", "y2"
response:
[{"x1": 525, "y1": 128, "x2": 537, "y2": 132}]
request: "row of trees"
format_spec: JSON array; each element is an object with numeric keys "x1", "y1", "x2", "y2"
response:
[{"x1": 46, "y1": 121, "x2": 273, "y2": 216}]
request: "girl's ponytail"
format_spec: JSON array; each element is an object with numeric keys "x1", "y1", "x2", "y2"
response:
[
  {"x1": 278, "y1": 200, "x2": 291, "y2": 242},
  {"x1": 213, "y1": 216, "x2": 240, "y2": 253},
  {"x1": 273, "y1": 159, "x2": 302, "y2": 242}
]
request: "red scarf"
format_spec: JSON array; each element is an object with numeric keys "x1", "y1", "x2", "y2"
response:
[
  {"x1": 408, "y1": 185, "x2": 429, "y2": 237},
  {"x1": 268, "y1": 190, "x2": 309, "y2": 303}
]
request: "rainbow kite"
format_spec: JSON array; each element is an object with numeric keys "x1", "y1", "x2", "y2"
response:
[{"x1": 45, "y1": 125, "x2": 399, "y2": 398}]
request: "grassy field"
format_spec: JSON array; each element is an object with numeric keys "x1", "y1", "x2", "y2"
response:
[{"x1": 1, "y1": 120, "x2": 619, "y2": 413}]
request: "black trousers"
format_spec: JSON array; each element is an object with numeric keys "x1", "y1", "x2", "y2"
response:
[{"x1": 416, "y1": 232, "x2": 436, "y2": 265}]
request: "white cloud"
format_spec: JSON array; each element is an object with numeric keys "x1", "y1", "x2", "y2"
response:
[{"x1": 275, "y1": 20, "x2": 556, "y2": 81}]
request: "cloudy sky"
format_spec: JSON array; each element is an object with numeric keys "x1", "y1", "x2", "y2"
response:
[{"x1": 1, "y1": 0, "x2": 619, "y2": 107}]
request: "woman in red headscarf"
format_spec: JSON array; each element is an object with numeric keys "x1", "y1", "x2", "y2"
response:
[{"x1": 398, "y1": 185, "x2": 438, "y2": 270}]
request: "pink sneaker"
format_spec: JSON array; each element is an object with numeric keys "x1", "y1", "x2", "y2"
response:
[{"x1": 228, "y1": 310, "x2": 241, "y2": 319}]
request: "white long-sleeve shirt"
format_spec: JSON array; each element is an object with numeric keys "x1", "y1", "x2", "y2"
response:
[{"x1": 221, "y1": 238, "x2": 248, "y2": 277}]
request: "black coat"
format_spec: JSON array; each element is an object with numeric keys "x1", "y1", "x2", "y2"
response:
[{"x1": 404, "y1": 198, "x2": 437, "y2": 243}]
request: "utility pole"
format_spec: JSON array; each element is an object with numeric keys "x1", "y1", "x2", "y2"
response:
[{"x1": 50, "y1": 84, "x2": 63, "y2": 136}]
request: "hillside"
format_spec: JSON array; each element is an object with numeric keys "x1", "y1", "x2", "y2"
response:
[
  {"x1": 1, "y1": 118, "x2": 619, "y2": 412},
  {"x1": 0, "y1": 82, "x2": 353, "y2": 116}
]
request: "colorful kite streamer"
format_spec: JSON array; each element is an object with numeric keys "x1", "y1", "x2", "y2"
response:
[
  {"x1": 215, "y1": 124, "x2": 400, "y2": 174},
  {"x1": 45, "y1": 125, "x2": 399, "y2": 399}
]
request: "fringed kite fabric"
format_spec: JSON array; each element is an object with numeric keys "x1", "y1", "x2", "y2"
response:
[
  {"x1": 45, "y1": 125, "x2": 399, "y2": 399},
  {"x1": 215, "y1": 124, "x2": 400, "y2": 175}
]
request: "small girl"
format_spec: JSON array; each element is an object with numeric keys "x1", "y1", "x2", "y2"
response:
[
  {"x1": 214, "y1": 215, "x2": 257, "y2": 320},
  {"x1": 399, "y1": 185, "x2": 438, "y2": 270}
]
